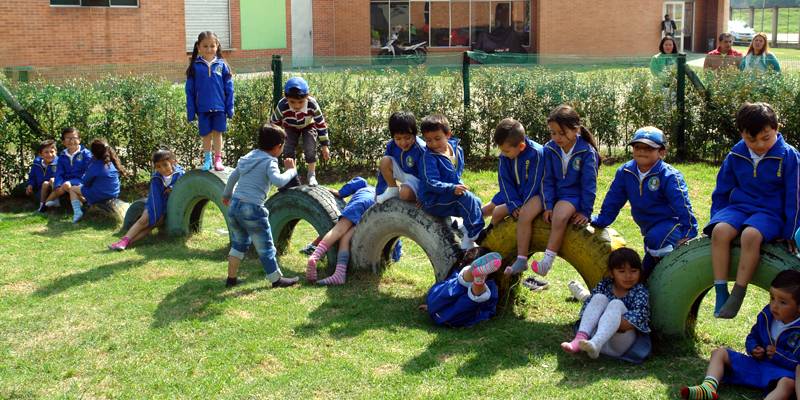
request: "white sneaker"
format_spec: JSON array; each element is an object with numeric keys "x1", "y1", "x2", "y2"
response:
[
  {"x1": 376, "y1": 186, "x2": 400, "y2": 204},
  {"x1": 568, "y1": 280, "x2": 591, "y2": 303},
  {"x1": 307, "y1": 174, "x2": 318, "y2": 187},
  {"x1": 45, "y1": 199, "x2": 61, "y2": 208},
  {"x1": 460, "y1": 233, "x2": 479, "y2": 250}
]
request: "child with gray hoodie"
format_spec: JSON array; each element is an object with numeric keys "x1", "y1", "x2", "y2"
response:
[{"x1": 221, "y1": 124, "x2": 299, "y2": 288}]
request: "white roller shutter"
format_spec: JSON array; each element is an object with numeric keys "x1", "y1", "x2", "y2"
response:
[{"x1": 185, "y1": 0, "x2": 232, "y2": 51}]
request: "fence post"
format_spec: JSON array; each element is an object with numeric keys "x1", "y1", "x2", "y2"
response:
[
  {"x1": 676, "y1": 53, "x2": 686, "y2": 160},
  {"x1": 772, "y1": 5, "x2": 779, "y2": 46},
  {"x1": 462, "y1": 51, "x2": 470, "y2": 108},
  {"x1": 749, "y1": 6, "x2": 755, "y2": 28},
  {"x1": 271, "y1": 55, "x2": 283, "y2": 110}
]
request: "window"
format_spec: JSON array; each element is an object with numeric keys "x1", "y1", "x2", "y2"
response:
[{"x1": 51, "y1": 0, "x2": 139, "y2": 6}]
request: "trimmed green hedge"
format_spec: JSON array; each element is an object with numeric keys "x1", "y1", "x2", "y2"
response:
[{"x1": 1, "y1": 66, "x2": 798, "y2": 194}]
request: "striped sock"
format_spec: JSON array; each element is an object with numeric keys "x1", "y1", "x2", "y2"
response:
[
  {"x1": 71, "y1": 200, "x2": 84, "y2": 223},
  {"x1": 680, "y1": 377, "x2": 718, "y2": 399},
  {"x1": 531, "y1": 249, "x2": 557, "y2": 276},
  {"x1": 471, "y1": 252, "x2": 502, "y2": 286},
  {"x1": 306, "y1": 241, "x2": 329, "y2": 282},
  {"x1": 318, "y1": 251, "x2": 349, "y2": 285}
]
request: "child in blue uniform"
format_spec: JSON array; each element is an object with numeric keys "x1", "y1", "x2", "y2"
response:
[
  {"x1": 69, "y1": 139, "x2": 129, "y2": 223},
  {"x1": 186, "y1": 31, "x2": 234, "y2": 171},
  {"x1": 418, "y1": 114, "x2": 485, "y2": 249},
  {"x1": 681, "y1": 270, "x2": 800, "y2": 400},
  {"x1": 561, "y1": 248, "x2": 652, "y2": 364},
  {"x1": 534, "y1": 105, "x2": 600, "y2": 276},
  {"x1": 375, "y1": 110, "x2": 426, "y2": 204},
  {"x1": 45, "y1": 127, "x2": 92, "y2": 209},
  {"x1": 26, "y1": 140, "x2": 58, "y2": 212},
  {"x1": 222, "y1": 124, "x2": 298, "y2": 289},
  {"x1": 591, "y1": 127, "x2": 698, "y2": 276},
  {"x1": 706, "y1": 102, "x2": 799, "y2": 319},
  {"x1": 420, "y1": 247, "x2": 503, "y2": 327},
  {"x1": 306, "y1": 177, "x2": 377, "y2": 285},
  {"x1": 109, "y1": 146, "x2": 186, "y2": 251}
]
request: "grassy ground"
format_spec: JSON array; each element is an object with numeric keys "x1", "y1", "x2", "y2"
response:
[
  {"x1": 732, "y1": 8, "x2": 800, "y2": 35},
  {"x1": 0, "y1": 161, "x2": 776, "y2": 399}
]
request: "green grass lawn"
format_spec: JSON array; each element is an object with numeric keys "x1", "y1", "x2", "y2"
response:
[{"x1": 0, "y1": 161, "x2": 776, "y2": 399}]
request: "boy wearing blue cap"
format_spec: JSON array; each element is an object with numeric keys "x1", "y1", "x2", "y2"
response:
[
  {"x1": 269, "y1": 77, "x2": 330, "y2": 189},
  {"x1": 591, "y1": 126, "x2": 697, "y2": 277}
]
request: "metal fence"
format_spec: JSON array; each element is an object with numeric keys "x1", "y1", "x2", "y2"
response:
[{"x1": 731, "y1": 6, "x2": 800, "y2": 46}]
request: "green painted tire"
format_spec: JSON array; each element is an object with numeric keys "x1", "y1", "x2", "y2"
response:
[
  {"x1": 166, "y1": 169, "x2": 231, "y2": 236},
  {"x1": 122, "y1": 198, "x2": 148, "y2": 231},
  {"x1": 646, "y1": 236, "x2": 800, "y2": 337}
]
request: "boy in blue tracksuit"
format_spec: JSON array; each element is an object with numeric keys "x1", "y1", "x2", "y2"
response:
[
  {"x1": 591, "y1": 127, "x2": 698, "y2": 276},
  {"x1": 26, "y1": 140, "x2": 58, "y2": 212},
  {"x1": 417, "y1": 114, "x2": 485, "y2": 249},
  {"x1": 45, "y1": 127, "x2": 92, "y2": 209},
  {"x1": 706, "y1": 102, "x2": 800, "y2": 319},
  {"x1": 375, "y1": 110, "x2": 426, "y2": 204},
  {"x1": 681, "y1": 270, "x2": 800, "y2": 400}
]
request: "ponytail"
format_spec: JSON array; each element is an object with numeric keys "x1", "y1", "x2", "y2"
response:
[
  {"x1": 186, "y1": 41, "x2": 199, "y2": 79},
  {"x1": 90, "y1": 139, "x2": 129, "y2": 179},
  {"x1": 578, "y1": 125, "x2": 603, "y2": 168},
  {"x1": 548, "y1": 104, "x2": 604, "y2": 166}
]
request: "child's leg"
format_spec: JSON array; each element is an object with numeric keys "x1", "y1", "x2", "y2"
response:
[
  {"x1": 562, "y1": 293, "x2": 609, "y2": 354},
  {"x1": 481, "y1": 201, "x2": 497, "y2": 219},
  {"x1": 765, "y1": 377, "x2": 794, "y2": 400},
  {"x1": 212, "y1": 130, "x2": 224, "y2": 171},
  {"x1": 130, "y1": 214, "x2": 163, "y2": 245},
  {"x1": 681, "y1": 347, "x2": 729, "y2": 399},
  {"x1": 307, "y1": 219, "x2": 354, "y2": 281},
  {"x1": 454, "y1": 192, "x2": 485, "y2": 249},
  {"x1": 109, "y1": 210, "x2": 151, "y2": 250},
  {"x1": 39, "y1": 181, "x2": 52, "y2": 210},
  {"x1": 710, "y1": 222, "x2": 739, "y2": 317},
  {"x1": 375, "y1": 156, "x2": 400, "y2": 202},
  {"x1": 201, "y1": 134, "x2": 213, "y2": 170},
  {"x1": 248, "y1": 205, "x2": 298, "y2": 288},
  {"x1": 533, "y1": 200, "x2": 575, "y2": 276},
  {"x1": 69, "y1": 185, "x2": 84, "y2": 223},
  {"x1": 469, "y1": 252, "x2": 502, "y2": 296},
  {"x1": 578, "y1": 299, "x2": 627, "y2": 359},
  {"x1": 318, "y1": 226, "x2": 356, "y2": 285},
  {"x1": 506, "y1": 197, "x2": 543, "y2": 274},
  {"x1": 719, "y1": 226, "x2": 763, "y2": 319},
  {"x1": 399, "y1": 184, "x2": 417, "y2": 202},
  {"x1": 490, "y1": 204, "x2": 509, "y2": 227}
]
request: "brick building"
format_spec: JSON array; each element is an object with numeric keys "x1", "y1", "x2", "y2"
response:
[{"x1": 3, "y1": 0, "x2": 729, "y2": 73}]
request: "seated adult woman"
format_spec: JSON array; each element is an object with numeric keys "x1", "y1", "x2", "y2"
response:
[
  {"x1": 739, "y1": 32, "x2": 781, "y2": 73},
  {"x1": 650, "y1": 36, "x2": 678, "y2": 77}
]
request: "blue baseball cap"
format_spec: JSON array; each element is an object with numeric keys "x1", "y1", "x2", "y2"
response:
[
  {"x1": 284, "y1": 77, "x2": 309, "y2": 95},
  {"x1": 629, "y1": 126, "x2": 665, "y2": 149}
]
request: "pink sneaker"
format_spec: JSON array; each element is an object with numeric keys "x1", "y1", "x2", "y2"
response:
[
  {"x1": 108, "y1": 237, "x2": 130, "y2": 251},
  {"x1": 214, "y1": 156, "x2": 224, "y2": 171}
]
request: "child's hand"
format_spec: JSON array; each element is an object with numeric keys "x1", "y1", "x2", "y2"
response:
[
  {"x1": 511, "y1": 207, "x2": 521, "y2": 219},
  {"x1": 25, "y1": 185, "x2": 33, "y2": 195},
  {"x1": 778, "y1": 238, "x2": 798, "y2": 254},
  {"x1": 329, "y1": 189, "x2": 342, "y2": 198},
  {"x1": 454, "y1": 185, "x2": 468, "y2": 195},
  {"x1": 767, "y1": 345, "x2": 777, "y2": 359},
  {"x1": 321, "y1": 146, "x2": 330, "y2": 161},
  {"x1": 221, "y1": 198, "x2": 231, "y2": 207},
  {"x1": 752, "y1": 345, "x2": 765, "y2": 360},
  {"x1": 418, "y1": 304, "x2": 428, "y2": 311},
  {"x1": 164, "y1": 188, "x2": 172, "y2": 195},
  {"x1": 572, "y1": 212, "x2": 589, "y2": 225},
  {"x1": 415, "y1": 201, "x2": 422, "y2": 209},
  {"x1": 543, "y1": 210, "x2": 553, "y2": 225},
  {"x1": 677, "y1": 238, "x2": 690, "y2": 246},
  {"x1": 284, "y1": 158, "x2": 296, "y2": 170}
]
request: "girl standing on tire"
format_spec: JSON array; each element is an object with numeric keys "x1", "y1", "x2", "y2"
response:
[
  {"x1": 186, "y1": 31, "x2": 234, "y2": 171},
  {"x1": 533, "y1": 105, "x2": 600, "y2": 276},
  {"x1": 69, "y1": 139, "x2": 129, "y2": 223},
  {"x1": 108, "y1": 146, "x2": 185, "y2": 251}
]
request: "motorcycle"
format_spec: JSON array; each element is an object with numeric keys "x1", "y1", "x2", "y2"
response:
[{"x1": 376, "y1": 31, "x2": 428, "y2": 65}]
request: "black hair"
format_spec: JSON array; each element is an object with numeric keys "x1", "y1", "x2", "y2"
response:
[
  {"x1": 285, "y1": 87, "x2": 309, "y2": 100},
  {"x1": 151, "y1": 145, "x2": 176, "y2": 165},
  {"x1": 61, "y1": 127, "x2": 80, "y2": 140},
  {"x1": 420, "y1": 114, "x2": 451, "y2": 135},
  {"x1": 258, "y1": 124, "x2": 287, "y2": 151},
  {"x1": 90, "y1": 138, "x2": 129, "y2": 178},
  {"x1": 186, "y1": 31, "x2": 229, "y2": 79},
  {"x1": 389, "y1": 110, "x2": 418, "y2": 137},
  {"x1": 737, "y1": 102, "x2": 779, "y2": 137},
  {"x1": 445, "y1": 246, "x2": 494, "y2": 277},
  {"x1": 659, "y1": 36, "x2": 678, "y2": 54},
  {"x1": 494, "y1": 118, "x2": 526, "y2": 147},
  {"x1": 771, "y1": 270, "x2": 800, "y2": 304},
  {"x1": 719, "y1": 32, "x2": 733, "y2": 42},
  {"x1": 547, "y1": 105, "x2": 603, "y2": 164},
  {"x1": 38, "y1": 139, "x2": 56, "y2": 154},
  {"x1": 607, "y1": 248, "x2": 643, "y2": 283}
]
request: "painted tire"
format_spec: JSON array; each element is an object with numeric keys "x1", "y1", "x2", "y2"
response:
[
  {"x1": 166, "y1": 169, "x2": 231, "y2": 236},
  {"x1": 122, "y1": 198, "x2": 148, "y2": 231},
  {"x1": 350, "y1": 197, "x2": 461, "y2": 282},
  {"x1": 265, "y1": 185, "x2": 346, "y2": 270},
  {"x1": 646, "y1": 236, "x2": 800, "y2": 337},
  {"x1": 84, "y1": 198, "x2": 129, "y2": 224}
]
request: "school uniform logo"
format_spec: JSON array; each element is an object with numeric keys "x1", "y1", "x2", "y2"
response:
[
  {"x1": 571, "y1": 158, "x2": 581, "y2": 171},
  {"x1": 648, "y1": 177, "x2": 660, "y2": 191},
  {"x1": 405, "y1": 155, "x2": 415, "y2": 167},
  {"x1": 76, "y1": 154, "x2": 83, "y2": 162},
  {"x1": 788, "y1": 333, "x2": 800, "y2": 347},
  {"x1": 50, "y1": 166, "x2": 57, "y2": 173},
  {"x1": 214, "y1": 65, "x2": 223, "y2": 76}
]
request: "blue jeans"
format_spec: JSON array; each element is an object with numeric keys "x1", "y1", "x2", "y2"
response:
[{"x1": 228, "y1": 198, "x2": 282, "y2": 282}]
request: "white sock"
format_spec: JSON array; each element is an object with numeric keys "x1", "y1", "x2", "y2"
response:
[
  {"x1": 376, "y1": 186, "x2": 400, "y2": 204},
  {"x1": 38, "y1": 203, "x2": 44, "y2": 211},
  {"x1": 461, "y1": 233, "x2": 479, "y2": 250},
  {"x1": 45, "y1": 199, "x2": 61, "y2": 207}
]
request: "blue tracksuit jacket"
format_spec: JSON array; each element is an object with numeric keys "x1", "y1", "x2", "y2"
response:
[
  {"x1": 592, "y1": 159, "x2": 698, "y2": 249},
  {"x1": 81, "y1": 159, "x2": 120, "y2": 205},
  {"x1": 145, "y1": 165, "x2": 185, "y2": 227},
  {"x1": 418, "y1": 137, "x2": 484, "y2": 237},
  {"x1": 709, "y1": 133, "x2": 800, "y2": 240},
  {"x1": 375, "y1": 137, "x2": 426, "y2": 195},
  {"x1": 745, "y1": 304, "x2": 800, "y2": 371},
  {"x1": 427, "y1": 270, "x2": 498, "y2": 327},
  {"x1": 26, "y1": 156, "x2": 58, "y2": 189},
  {"x1": 338, "y1": 177, "x2": 377, "y2": 226},
  {"x1": 185, "y1": 56, "x2": 235, "y2": 120},
  {"x1": 53, "y1": 146, "x2": 92, "y2": 188},
  {"x1": 541, "y1": 136, "x2": 599, "y2": 217},
  {"x1": 496, "y1": 137, "x2": 545, "y2": 210}
]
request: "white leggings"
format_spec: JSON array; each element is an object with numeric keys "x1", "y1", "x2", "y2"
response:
[{"x1": 578, "y1": 294, "x2": 637, "y2": 357}]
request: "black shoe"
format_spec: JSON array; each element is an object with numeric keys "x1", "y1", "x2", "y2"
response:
[
  {"x1": 38, "y1": 205, "x2": 49, "y2": 213},
  {"x1": 272, "y1": 277, "x2": 299, "y2": 288},
  {"x1": 475, "y1": 224, "x2": 494, "y2": 245},
  {"x1": 277, "y1": 176, "x2": 302, "y2": 192},
  {"x1": 524, "y1": 277, "x2": 550, "y2": 291},
  {"x1": 225, "y1": 277, "x2": 246, "y2": 288}
]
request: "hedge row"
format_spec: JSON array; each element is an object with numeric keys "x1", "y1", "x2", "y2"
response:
[{"x1": 1, "y1": 66, "x2": 797, "y2": 194}]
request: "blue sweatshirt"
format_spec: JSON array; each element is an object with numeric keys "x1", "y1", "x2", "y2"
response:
[
  {"x1": 222, "y1": 149, "x2": 297, "y2": 205},
  {"x1": 375, "y1": 137, "x2": 426, "y2": 195},
  {"x1": 53, "y1": 146, "x2": 92, "y2": 188},
  {"x1": 26, "y1": 156, "x2": 58, "y2": 188},
  {"x1": 82, "y1": 159, "x2": 120, "y2": 201},
  {"x1": 710, "y1": 133, "x2": 800, "y2": 240},
  {"x1": 745, "y1": 304, "x2": 800, "y2": 371},
  {"x1": 497, "y1": 137, "x2": 545, "y2": 211},
  {"x1": 592, "y1": 159, "x2": 698, "y2": 243},
  {"x1": 185, "y1": 56, "x2": 235, "y2": 120},
  {"x1": 541, "y1": 136, "x2": 599, "y2": 217},
  {"x1": 146, "y1": 165, "x2": 185, "y2": 226},
  {"x1": 418, "y1": 137, "x2": 465, "y2": 206}
]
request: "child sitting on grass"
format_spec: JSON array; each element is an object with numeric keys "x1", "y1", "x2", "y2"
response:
[
  {"x1": 108, "y1": 146, "x2": 185, "y2": 251},
  {"x1": 681, "y1": 270, "x2": 800, "y2": 400},
  {"x1": 69, "y1": 139, "x2": 129, "y2": 223},
  {"x1": 26, "y1": 140, "x2": 58, "y2": 212}
]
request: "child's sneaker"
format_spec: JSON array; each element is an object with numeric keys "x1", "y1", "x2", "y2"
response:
[
  {"x1": 523, "y1": 277, "x2": 551, "y2": 292},
  {"x1": 299, "y1": 243, "x2": 317, "y2": 255},
  {"x1": 568, "y1": 280, "x2": 591, "y2": 302},
  {"x1": 108, "y1": 237, "x2": 131, "y2": 251},
  {"x1": 307, "y1": 173, "x2": 318, "y2": 187},
  {"x1": 213, "y1": 156, "x2": 224, "y2": 171}
]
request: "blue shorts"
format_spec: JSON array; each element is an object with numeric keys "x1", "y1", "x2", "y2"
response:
[
  {"x1": 59, "y1": 178, "x2": 83, "y2": 189},
  {"x1": 556, "y1": 195, "x2": 581, "y2": 215},
  {"x1": 198, "y1": 112, "x2": 228, "y2": 137},
  {"x1": 81, "y1": 185, "x2": 112, "y2": 205},
  {"x1": 724, "y1": 349, "x2": 795, "y2": 394},
  {"x1": 339, "y1": 191, "x2": 376, "y2": 226},
  {"x1": 491, "y1": 192, "x2": 505, "y2": 207},
  {"x1": 704, "y1": 204, "x2": 783, "y2": 242}
]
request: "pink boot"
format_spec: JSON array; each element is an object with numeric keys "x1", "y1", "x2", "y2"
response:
[
  {"x1": 108, "y1": 237, "x2": 131, "y2": 251},
  {"x1": 214, "y1": 154, "x2": 224, "y2": 171}
]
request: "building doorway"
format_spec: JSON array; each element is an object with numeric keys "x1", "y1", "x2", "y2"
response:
[{"x1": 663, "y1": 1, "x2": 694, "y2": 52}]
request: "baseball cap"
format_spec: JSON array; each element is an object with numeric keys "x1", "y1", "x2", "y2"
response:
[
  {"x1": 284, "y1": 77, "x2": 309, "y2": 95},
  {"x1": 629, "y1": 126, "x2": 665, "y2": 149}
]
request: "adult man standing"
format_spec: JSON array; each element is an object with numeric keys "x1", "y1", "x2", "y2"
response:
[
  {"x1": 703, "y1": 33, "x2": 743, "y2": 70},
  {"x1": 662, "y1": 14, "x2": 676, "y2": 37}
]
